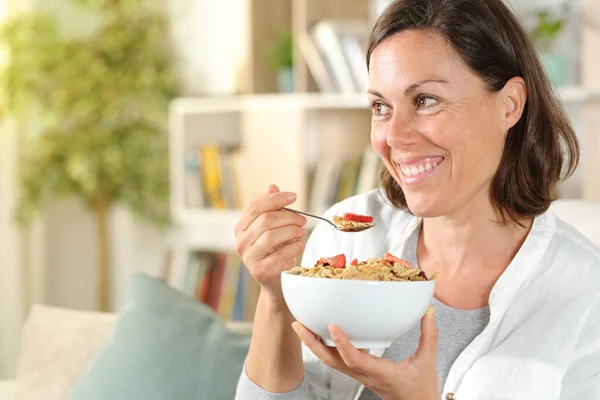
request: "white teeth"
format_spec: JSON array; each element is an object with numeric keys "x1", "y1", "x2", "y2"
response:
[{"x1": 401, "y1": 159, "x2": 441, "y2": 177}]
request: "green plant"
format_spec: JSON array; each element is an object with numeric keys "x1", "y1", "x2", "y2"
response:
[
  {"x1": 0, "y1": 0, "x2": 178, "y2": 311},
  {"x1": 529, "y1": 7, "x2": 567, "y2": 53},
  {"x1": 266, "y1": 29, "x2": 293, "y2": 71}
]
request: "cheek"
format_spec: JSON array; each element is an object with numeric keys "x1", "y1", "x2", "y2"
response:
[
  {"x1": 370, "y1": 126, "x2": 388, "y2": 157},
  {"x1": 451, "y1": 125, "x2": 505, "y2": 181}
]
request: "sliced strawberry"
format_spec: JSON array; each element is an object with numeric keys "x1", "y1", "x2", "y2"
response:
[
  {"x1": 342, "y1": 213, "x2": 374, "y2": 223},
  {"x1": 316, "y1": 254, "x2": 347, "y2": 269},
  {"x1": 384, "y1": 252, "x2": 413, "y2": 268},
  {"x1": 350, "y1": 258, "x2": 358, "y2": 266},
  {"x1": 327, "y1": 254, "x2": 347, "y2": 269}
]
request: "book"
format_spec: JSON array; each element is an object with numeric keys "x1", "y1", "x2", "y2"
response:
[
  {"x1": 200, "y1": 144, "x2": 226, "y2": 209},
  {"x1": 312, "y1": 21, "x2": 358, "y2": 93},
  {"x1": 184, "y1": 150, "x2": 204, "y2": 208},
  {"x1": 206, "y1": 253, "x2": 227, "y2": 311},
  {"x1": 232, "y1": 265, "x2": 249, "y2": 321},
  {"x1": 310, "y1": 158, "x2": 344, "y2": 215},
  {"x1": 217, "y1": 254, "x2": 242, "y2": 320},
  {"x1": 298, "y1": 30, "x2": 338, "y2": 92},
  {"x1": 340, "y1": 34, "x2": 369, "y2": 93},
  {"x1": 356, "y1": 147, "x2": 381, "y2": 194}
]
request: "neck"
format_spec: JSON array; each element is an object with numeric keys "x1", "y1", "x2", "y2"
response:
[{"x1": 419, "y1": 194, "x2": 533, "y2": 277}]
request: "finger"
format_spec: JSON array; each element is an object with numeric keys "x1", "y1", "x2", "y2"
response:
[
  {"x1": 247, "y1": 224, "x2": 307, "y2": 261},
  {"x1": 291, "y1": 322, "x2": 353, "y2": 375},
  {"x1": 414, "y1": 305, "x2": 438, "y2": 366},
  {"x1": 329, "y1": 325, "x2": 387, "y2": 376},
  {"x1": 262, "y1": 238, "x2": 306, "y2": 262},
  {"x1": 267, "y1": 184, "x2": 280, "y2": 194},
  {"x1": 250, "y1": 239, "x2": 306, "y2": 281},
  {"x1": 241, "y1": 210, "x2": 307, "y2": 248},
  {"x1": 234, "y1": 188, "x2": 297, "y2": 235}
]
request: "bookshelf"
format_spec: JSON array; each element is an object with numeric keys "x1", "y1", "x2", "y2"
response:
[
  {"x1": 166, "y1": 0, "x2": 600, "y2": 322},
  {"x1": 240, "y1": 0, "x2": 373, "y2": 94},
  {"x1": 166, "y1": 93, "x2": 376, "y2": 321},
  {"x1": 167, "y1": 87, "x2": 600, "y2": 291}
]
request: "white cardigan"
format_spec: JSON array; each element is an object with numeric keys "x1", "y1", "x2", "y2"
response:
[{"x1": 240, "y1": 190, "x2": 600, "y2": 400}]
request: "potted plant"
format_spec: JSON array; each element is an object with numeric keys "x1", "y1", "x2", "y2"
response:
[
  {"x1": 529, "y1": 5, "x2": 569, "y2": 87},
  {"x1": 266, "y1": 28, "x2": 294, "y2": 93},
  {"x1": 0, "y1": 0, "x2": 178, "y2": 311}
]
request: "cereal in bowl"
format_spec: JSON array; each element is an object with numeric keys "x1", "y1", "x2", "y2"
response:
[{"x1": 288, "y1": 252, "x2": 438, "y2": 282}]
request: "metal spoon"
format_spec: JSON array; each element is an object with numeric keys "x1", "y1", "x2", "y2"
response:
[{"x1": 282, "y1": 207, "x2": 375, "y2": 232}]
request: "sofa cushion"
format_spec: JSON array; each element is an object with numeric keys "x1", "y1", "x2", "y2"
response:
[
  {"x1": 15, "y1": 305, "x2": 117, "y2": 400},
  {"x1": 551, "y1": 199, "x2": 600, "y2": 248},
  {"x1": 67, "y1": 273, "x2": 251, "y2": 400},
  {"x1": 0, "y1": 379, "x2": 16, "y2": 400}
]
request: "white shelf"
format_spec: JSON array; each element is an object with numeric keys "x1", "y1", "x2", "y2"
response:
[
  {"x1": 170, "y1": 86, "x2": 600, "y2": 115},
  {"x1": 170, "y1": 93, "x2": 369, "y2": 113},
  {"x1": 558, "y1": 86, "x2": 600, "y2": 103},
  {"x1": 168, "y1": 86, "x2": 600, "y2": 254},
  {"x1": 172, "y1": 208, "x2": 318, "y2": 251},
  {"x1": 172, "y1": 209, "x2": 242, "y2": 252},
  {"x1": 173, "y1": 208, "x2": 243, "y2": 226}
]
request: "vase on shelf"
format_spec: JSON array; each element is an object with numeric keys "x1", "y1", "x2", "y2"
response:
[
  {"x1": 540, "y1": 52, "x2": 567, "y2": 88},
  {"x1": 277, "y1": 67, "x2": 294, "y2": 93}
]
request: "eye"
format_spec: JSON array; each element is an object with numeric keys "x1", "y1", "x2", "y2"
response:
[
  {"x1": 371, "y1": 101, "x2": 391, "y2": 116},
  {"x1": 416, "y1": 95, "x2": 438, "y2": 109}
]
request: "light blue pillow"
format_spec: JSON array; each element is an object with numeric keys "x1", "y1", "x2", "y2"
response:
[{"x1": 68, "y1": 273, "x2": 251, "y2": 400}]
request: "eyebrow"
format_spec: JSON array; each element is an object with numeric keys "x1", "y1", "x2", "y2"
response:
[{"x1": 368, "y1": 79, "x2": 449, "y2": 99}]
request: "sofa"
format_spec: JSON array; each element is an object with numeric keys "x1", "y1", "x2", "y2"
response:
[
  {"x1": 1, "y1": 199, "x2": 599, "y2": 400},
  {"x1": 0, "y1": 304, "x2": 253, "y2": 400}
]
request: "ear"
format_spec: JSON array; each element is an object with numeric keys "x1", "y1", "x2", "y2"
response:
[{"x1": 501, "y1": 77, "x2": 527, "y2": 132}]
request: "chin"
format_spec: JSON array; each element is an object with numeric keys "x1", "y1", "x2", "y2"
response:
[{"x1": 404, "y1": 195, "x2": 446, "y2": 218}]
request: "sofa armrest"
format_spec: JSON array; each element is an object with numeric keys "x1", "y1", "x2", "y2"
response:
[
  {"x1": 0, "y1": 379, "x2": 16, "y2": 400},
  {"x1": 15, "y1": 305, "x2": 117, "y2": 400},
  {"x1": 225, "y1": 321, "x2": 253, "y2": 335}
]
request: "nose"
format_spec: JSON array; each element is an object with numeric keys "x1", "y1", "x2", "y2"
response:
[{"x1": 383, "y1": 112, "x2": 421, "y2": 149}]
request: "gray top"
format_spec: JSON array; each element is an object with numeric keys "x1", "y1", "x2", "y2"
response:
[
  {"x1": 236, "y1": 225, "x2": 490, "y2": 399},
  {"x1": 359, "y1": 226, "x2": 490, "y2": 399}
]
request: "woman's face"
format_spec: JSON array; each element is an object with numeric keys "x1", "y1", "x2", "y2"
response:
[{"x1": 369, "y1": 29, "x2": 516, "y2": 218}]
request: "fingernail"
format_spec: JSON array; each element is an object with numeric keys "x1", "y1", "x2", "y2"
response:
[
  {"x1": 285, "y1": 192, "x2": 297, "y2": 201},
  {"x1": 427, "y1": 305, "x2": 435, "y2": 315},
  {"x1": 291, "y1": 322, "x2": 301, "y2": 335},
  {"x1": 328, "y1": 325, "x2": 338, "y2": 340}
]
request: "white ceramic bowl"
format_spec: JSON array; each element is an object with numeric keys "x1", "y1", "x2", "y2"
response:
[{"x1": 281, "y1": 271, "x2": 435, "y2": 349}]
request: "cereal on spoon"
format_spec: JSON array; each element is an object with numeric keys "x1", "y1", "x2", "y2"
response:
[
  {"x1": 288, "y1": 252, "x2": 439, "y2": 282},
  {"x1": 332, "y1": 213, "x2": 374, "y2": 232}
]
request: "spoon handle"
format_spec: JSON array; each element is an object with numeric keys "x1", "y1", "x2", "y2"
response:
[{"x1": 282, "y1": 207, "x2": 337, "y2": 228}]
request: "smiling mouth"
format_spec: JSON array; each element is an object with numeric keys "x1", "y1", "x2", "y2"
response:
[{"x1": 397, "y1": 157, "x2": 444, "y2": 177}]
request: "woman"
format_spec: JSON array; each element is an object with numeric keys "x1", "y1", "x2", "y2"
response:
[{"x1": 234, "y1": 0, "x2": 600, "y2": 399}]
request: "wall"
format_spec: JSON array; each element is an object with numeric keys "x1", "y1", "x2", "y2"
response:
[
  {"x1": 581, "y1": 0, "x2": 600, "y2": 202},
  {"x1": 45, "y1": 199, "x2": 169, "y2": 312},
  {"x1": 35, "y1": 0, "x2": 250, "y2": 313},
  {"x1": 167, "y1": 0, "x2": 249, "y2": 95},
  {"x1": 0, "y1": 121, "x2": 25, "y2": 379},
  {"x1": 508, "y1": 0, "x2": 582, "y2": 86}
]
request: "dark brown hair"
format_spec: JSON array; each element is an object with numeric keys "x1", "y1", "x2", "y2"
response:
[{"x1": 368, "y1": 0, "x2": 579, "y2": 223}]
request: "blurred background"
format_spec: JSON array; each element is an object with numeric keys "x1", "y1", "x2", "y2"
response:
[{"x1": 0, "y1": 0, "x2": 599, "y2": 381}]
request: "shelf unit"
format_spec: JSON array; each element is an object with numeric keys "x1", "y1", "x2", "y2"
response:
[
  {"x1": 166, "y1": 0, "x2": 600, "y2": 319},
  {"x1": 240, "y1": 0, "x2": 372, "y2": 94},
  {"x1": 169, "y1": 87, "x2": 600, "y2": 253},
  {"x1": 166, "y1": 92, "x2": 373, "y2": 299}
]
